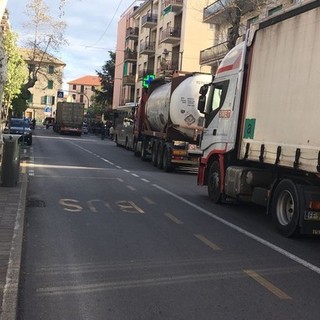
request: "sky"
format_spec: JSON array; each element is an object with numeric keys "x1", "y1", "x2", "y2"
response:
[{"x1": 6, "y1": 0, "x2": 140, "y2": 89}]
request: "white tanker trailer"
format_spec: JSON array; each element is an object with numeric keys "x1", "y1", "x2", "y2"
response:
[{"x1": 133, "y1": 72, "x2": 212, "y2": 171}]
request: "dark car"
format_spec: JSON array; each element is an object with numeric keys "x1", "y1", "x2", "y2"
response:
[{"x1": 3, "y1": 118, "x2": 33, "y2": 145}]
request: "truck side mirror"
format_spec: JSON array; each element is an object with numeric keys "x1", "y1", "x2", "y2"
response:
[
  {"x1": 198, "y1": 84, "x2": 209, "y2": 114},
  {"x1": 198, "y1": 95, "x2": 206, "y2": 113}
]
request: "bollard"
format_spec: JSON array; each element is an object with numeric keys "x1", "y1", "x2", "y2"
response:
[{"x1": 1, "y1": 136, "x2": 20, "y2": 187}]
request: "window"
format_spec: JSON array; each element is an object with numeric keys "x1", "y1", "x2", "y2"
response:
[
  {"x1": 73, "y1": 84, "x2": 76, "y2": 90},
  {"x1": 80, "y1": 85, "x2": 84, "y2": 93},
  {"x1": 80, "y1": 95, "x2": 84, "y2": 103},
  {"x1": 247, "y1": 16, "x2": 259, "y2": 28},
  {"x1": 48, "y1": 65, "x2": 54, "y2": 74},
  {"x1": 48, "y1": 80, "x2": 53, "y2": 89},
  {"x1": 204, "y1": 80, "x2": 230, "y2": 128},
  {"x1": 268, "y1": 5, "x2": 282, "y2": 16},
  {"x1": 91, "y1": 86, "x2": 95, "y2": 91},
  {"x1": 72, "y1": 94, "x2": 76, "y2": 101},
  {"x1": 28, "y1": 94, "x2": 33, "y2": 103},
  {"x1": 41, "y1": 96, "x2": 47, "y2": 105}
]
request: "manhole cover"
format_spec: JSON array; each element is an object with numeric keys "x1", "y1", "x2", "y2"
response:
[{"x1": 26, "y1": 198, "x2": 46, "y2": 208}]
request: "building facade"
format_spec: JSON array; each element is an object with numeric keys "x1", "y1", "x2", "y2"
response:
[
  {"x1": 200, "y1": 0, "x2": 302, "y2": 72},
  {"x1": 113, "y1": 0, "x2": 214, "y2": 109},
  {"x1": 67, "y1": 75, "x2": 101, "y2": 109},
  {"x1": 21, "y1": 49, "x2": 66, "y2": 121}
]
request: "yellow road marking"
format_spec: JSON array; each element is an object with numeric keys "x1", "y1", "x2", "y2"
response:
[
  {"x1": 244, "y1": 269, "x2": 292, "y2": 300},
  {"x1": 194, "y1": 234, "x2": 221, "y2": 251},
  {"x1": 164, "y1": 213, "x2": 184, "y2": 225}
]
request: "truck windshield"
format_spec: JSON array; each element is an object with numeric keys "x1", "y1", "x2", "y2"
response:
[{"x1": 204, "y1": 80, "x2": 229, "y2": 127}]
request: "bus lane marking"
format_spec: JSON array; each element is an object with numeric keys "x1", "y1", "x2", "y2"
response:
[
  {"x1": 116, "y1": 201, "x2": 144, "y2": 214},
  {"x1": 244, "y1": 269, "x2": 292, "y2": 300},
  {"x1": 71, "y1": 143, "x2": 320, "y2": 276}
]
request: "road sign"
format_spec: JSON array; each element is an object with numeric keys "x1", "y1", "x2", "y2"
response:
[{"x1": 57, "y1": 90, "x2": 64, "y2": 98}]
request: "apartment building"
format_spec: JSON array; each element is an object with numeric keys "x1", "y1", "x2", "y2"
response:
[
  {"x1": 21, "y1": 49, "x2": 66, "y2": 121},
  {"x1": 113, "y1": 0, "x2": 215, "y2": 108},
  {"x1": 67, "y1": 75, "x2": 101, "y2": 109},
  {"x1": 200, "y1": 0, "x2": 301, "y2": 71}
]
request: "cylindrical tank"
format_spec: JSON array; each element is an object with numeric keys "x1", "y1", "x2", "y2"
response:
[{"x1": 145, "y1": 73, "x2": 212, "y2": 137}]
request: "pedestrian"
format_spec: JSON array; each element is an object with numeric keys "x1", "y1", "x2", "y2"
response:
[{"x1": 109, "y1": 125, "x2": 114, "y2": 140}]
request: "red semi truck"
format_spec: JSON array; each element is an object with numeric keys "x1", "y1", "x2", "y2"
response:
[{"x1": 133, "y1": 72, "x2": 211, "y2": 171}]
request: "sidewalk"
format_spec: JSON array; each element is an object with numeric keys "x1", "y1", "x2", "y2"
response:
[{"x1": 0, "y1": 147, "x2": 29, "y2": 320}]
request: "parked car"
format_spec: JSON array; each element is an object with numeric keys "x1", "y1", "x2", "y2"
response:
[{"x1": 3, "y1": 118, "x2": 32, "y2": 145}]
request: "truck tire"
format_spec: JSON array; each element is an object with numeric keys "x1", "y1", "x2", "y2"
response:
[
  {"x1": 162, "y1": 145, "x2": 173, "y2": 172},
  {"x1": 157, "y1": 142, "x2": 164, "y2": 169},
  {"x1": 271, "y1": 179, "x2": 300, "y2": 237},
  {"x1": 133, "y1": 140, "x2": 140, "y2": 157},
  {"x1": 208, "y1": 161, "x2": 222, "y2": 203},
  {"x1": 141, "y1": 141, "x2": 148, "y2": 161},
  {"x1": 152, "y1": 143, "x2": 158, "y2": 167}
]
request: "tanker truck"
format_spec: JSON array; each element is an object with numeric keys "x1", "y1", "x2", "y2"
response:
[
  {"x1": 133, "y1": 72, "x2": 212, "y2": 171},
  {"x1": 197, "y1": 0, "x2": 320, "y2": 237}
]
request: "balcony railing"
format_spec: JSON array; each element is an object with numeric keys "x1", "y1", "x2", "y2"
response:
[
  {"x1": 141, "y1": 14, "x2": 158, "y2": 28},
  {"x1": 159, "y1": 27, "x2": 181, "y2": 44},
  {"x1": 162, "y1": 0, "x2": 183, "y2": 14},
  {"x1": 122, "y1": 74, "x2": 136, "y2": 86},
  {"x1": 199, "y1": 41, "x2": 229, "y2": 65},
  {"x1": 124, "y1": 50, "x2": 138, "y2": 62},
  {"x1": 157, "y1": 61, "x2": 179, "y2": 74},
  {"x1": 203, "y1": 0, "x2": 254, "y2": 24},
  {"x1": 140, "y1": 41, "x2": 156, "y2": 55},
  {"x1": 126, "y1": 27, "x2": 139, "y2": 40}
]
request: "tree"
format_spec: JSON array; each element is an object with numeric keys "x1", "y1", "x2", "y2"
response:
[
  {"x1": 21, "y1": 0, "x2": 67, "y2": 94},
  {"x1": 2, "y1": 29, "x2": 28, "y2": 118},
  {"x1": 94, "y1": 51, "x2": 115, "y2": 111}
]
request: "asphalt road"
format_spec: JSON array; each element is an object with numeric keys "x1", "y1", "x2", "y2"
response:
[{"x1": 17, "y1": 126, "x2": 320, "y2": 319}]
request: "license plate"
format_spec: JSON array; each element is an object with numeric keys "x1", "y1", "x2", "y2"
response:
[{"x1": 304, "y1": 211, "x2": 320, "y2": 221}]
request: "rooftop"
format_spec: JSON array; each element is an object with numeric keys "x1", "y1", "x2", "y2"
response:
[{"x1": 68, "y1": 75, "x2": 101, "y2": 86}]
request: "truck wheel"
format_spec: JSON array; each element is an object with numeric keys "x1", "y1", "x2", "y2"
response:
[
  {"x1": 163, "y1": 145, "x2": 173, "y2": 172},
  {"x1": 208, "y1": 161, "x2": 222, "y2": 203},
  {"x1": 141, "y1": 141, "x2": 148, "y2": 161},
  {"x1": 157, "y1": 142, "x2": 164, "y2": 169},
  {"x1": 152, "y1": 143, "x2": 158, "y2": 167},
  {"x1": 133, "y1": 141, "x2": 140, "y2": 157},
  {"x1": 271, "y1": 179, "x2": 300, "y2": 237}
]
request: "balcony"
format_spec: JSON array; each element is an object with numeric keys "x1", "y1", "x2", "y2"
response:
[
  {"x1": 159, "y1": 27, "x2": 181, "y2": 44},
  {"x1": 203, "y1": 0, "x2": 254, "y2": 24},
  {"x1": 122, "y1": 74, "x2": 136, "y2": 86},
  {"x1": 199, "y1": 41, "x2": 229, "y2": 65},
  {"x1": 157, "y1": 60, "x2": 179, "y2": 76},
  {"x1": 138, "y1": 69, "x2": 154, "y2": 80},
  {"x1": 124, "y1": 50, "x2": 137, "y2": 62},
  {"x1": 126, "y1": 27, "x2": 139, "y2": 40},
  {"x1": 141, "y1": 14, "x2": 158, "y2": 28},
  {"x1": 140, "y1": 41, "x2": 156, "y2": 56},
  {"x1": 162, "y1": 0, "x2": 183, "y2": 15}
]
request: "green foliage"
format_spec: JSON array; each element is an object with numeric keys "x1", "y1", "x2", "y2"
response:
[
  {"x1": 2, "y1": 30, "x2": 28, "y2": 113},
  {"x1": 95, "y1": 51, "x2": 115, "y2": 109}
]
